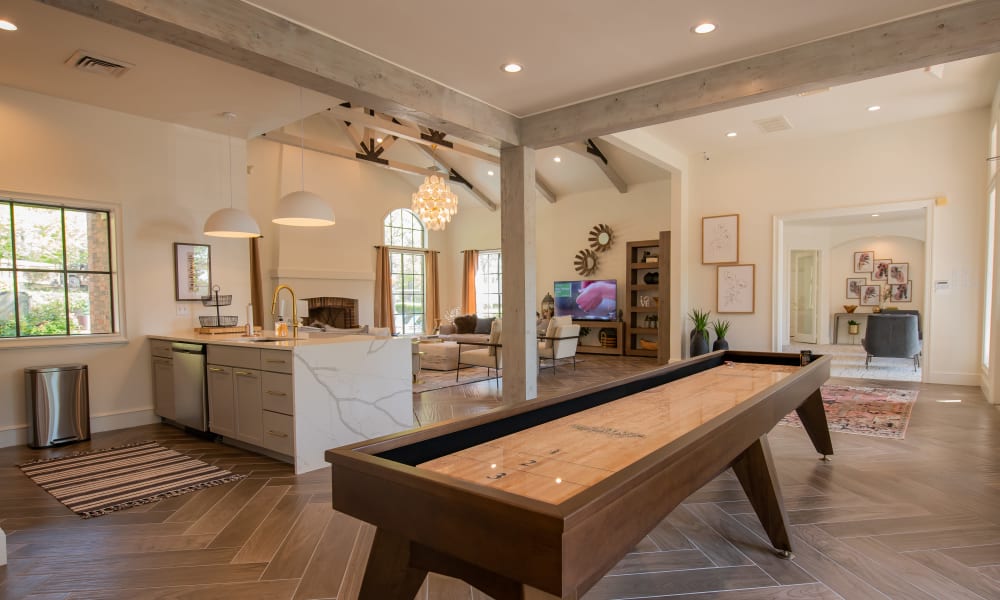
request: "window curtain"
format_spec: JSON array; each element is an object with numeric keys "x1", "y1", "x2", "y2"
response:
[
  {"x1": 426, "y1": 251, "x2": 440, "y2": 334},
  {"x1": 462, "y1": 249, "x2": 479, "y2": 315},
  {"x1": 374, "y1": 246, "x2": 395, "y2": 335},
  {"x1": 249, "y1": 237, "x2": 264, "y2": 330}
]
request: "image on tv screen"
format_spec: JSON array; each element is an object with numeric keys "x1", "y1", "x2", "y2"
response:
[{"x1": 553, "y1": 279, "x2": 617, "y2": 321}]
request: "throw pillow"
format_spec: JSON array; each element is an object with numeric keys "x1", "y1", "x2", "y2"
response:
[
  {"x1": 454, "y1": 314, "x2": 478, "y2": 334},
  {"x1": 488, "y1": 319, "x2": 502, "y2": 357},
  {"x1": 474, "y1": 317, "x2": 495, "y2": 335}
]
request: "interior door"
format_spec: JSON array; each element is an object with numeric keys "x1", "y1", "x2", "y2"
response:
[{"x1": 791, "y1": 250, "x2": 819, "y2": 343}]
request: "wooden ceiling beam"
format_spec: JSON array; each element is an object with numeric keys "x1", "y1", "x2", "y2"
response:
[
  {"x1": 262, "y1": 129, "x2": 438, "y2": 178},
  {"x1": 564, "y1": 139, "x2": 627, "y2": 193},
  {"x1": 521, "y1": 1, "x2": 1000, "y2": 147},
  {"x1": 38, "y1": 0, "x2": 519, "y2": 148}
]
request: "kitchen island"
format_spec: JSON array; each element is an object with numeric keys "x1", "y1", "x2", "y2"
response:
[{"x1": 150, "y1": 332, "x2": 412, "y2": 474}]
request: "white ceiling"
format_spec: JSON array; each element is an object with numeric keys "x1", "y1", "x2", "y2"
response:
[{"x1": 0, "y1": 0, "x2": 997, "y2": 199}]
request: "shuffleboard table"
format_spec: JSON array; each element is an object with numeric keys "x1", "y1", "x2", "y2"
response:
[{"x1": 325, "y1": 350, "x2": 833, "y2": 600}]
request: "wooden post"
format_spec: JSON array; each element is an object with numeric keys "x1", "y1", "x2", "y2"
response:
[{"x1": 500, "y1": 146, "x2": 538, "y2": 402}]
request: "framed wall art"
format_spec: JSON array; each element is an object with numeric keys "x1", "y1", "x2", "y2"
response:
[
  {"x1": 846, "y1": 277, "x2": 866, "y2": 299},
  {"x1": 854, "y1": 250, "x2": 874, "y2": 273},
  {"x1": 717, "y1": 264, "x2": 755, "y2": 313},
  {"x1": 174, "y1": 242, "x2": 212, "y2": 301},
  {"x1": 860, "y1": 284, "x2": 881, "y2": 307},
  {"x1": 889, "y1": 263, "x2": 909, "y2": 285},
  {"x1": 872, "y1": 258, "x2": 892, "y2": 281},
  {"x1": 890, "y1": 281, "x2": 912, "y2": 302},
  {"x1": 702, "y1": 214, "x2": 739, "y2": 264}
]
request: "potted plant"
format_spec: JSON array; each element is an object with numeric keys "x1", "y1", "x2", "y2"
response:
[
  {"x1": 688, "y1": 308, "x2": 711, "y2": 357},
  {"x1": 847, "y1": 320, "x2": 860, "y2": 335},
  {"x1": 711, "y1": 319, "x2": 730, "y2": 351}
]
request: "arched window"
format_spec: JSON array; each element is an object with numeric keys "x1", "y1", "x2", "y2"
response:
[{"x1": 384, "y1": 209, "x2": 427, "y2": 334}]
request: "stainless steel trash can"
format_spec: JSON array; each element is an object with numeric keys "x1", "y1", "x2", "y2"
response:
[{"x1": 25, "y1": 364, "x2": 90, "y2": 448}]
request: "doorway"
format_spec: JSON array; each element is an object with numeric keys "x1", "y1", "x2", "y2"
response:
[{"x1": 789, "y1": 250, "x2": 819, "y2": 343}]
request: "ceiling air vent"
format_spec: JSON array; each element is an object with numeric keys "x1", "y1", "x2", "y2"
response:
[
  {"x1": 754, "y1": 116, "x2": 793, "y2": 133},
  {"x1": 65, "y1": 50, "x2": 134, "y2": 78}
]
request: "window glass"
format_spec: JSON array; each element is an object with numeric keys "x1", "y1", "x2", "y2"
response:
[
  {"x1": 476, "y1": 251, "x2": 502, "y2": 318},
  {"x1": 384, "y1": 209, "x2": 428, "y2": 334},
  {"x1": 0, "y1": 198, "x2": 117, "y2": 340}
]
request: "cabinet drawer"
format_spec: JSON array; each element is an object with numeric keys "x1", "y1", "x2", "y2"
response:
[
  {"x1": 260, "y1": 349, "x2": 293, "y2": 373},
  {"x1": 261, "y1": 372, "x2": 293, "y2": 415},
  {"x1": 208, "y1": 345, "x2": 260, "y2": 369},
  {"x1": 261, "y1": 410, "x2": 294, "y2": 456},
  {"x1": 150, "y1": 339, "x2": 173, "y2": 358}
]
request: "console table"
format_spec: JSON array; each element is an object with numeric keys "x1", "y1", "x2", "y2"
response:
[{"x1": 832, "y1": 312, "x2": 870, "y2": 344}]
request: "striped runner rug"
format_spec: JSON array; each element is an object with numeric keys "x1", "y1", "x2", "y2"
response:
[{"x1": 19, "y1": 440, "x2": 246, "y2": 518}]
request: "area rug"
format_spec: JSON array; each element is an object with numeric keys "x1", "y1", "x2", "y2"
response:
[
  {"x1": 779, "y1": 384, "x2": 917, "y2": 439},
  {"x1": 19, "y1": 440, "x2": 246, "y2": 518},
  {"x1": 413, "y1": 367, "x2": 497, "y2": 393}
]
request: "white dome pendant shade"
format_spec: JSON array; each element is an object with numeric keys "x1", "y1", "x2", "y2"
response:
[
  {"x1": 273, "y1": 190, "x2": 335, "y2": 226},
  {"x1": 273, "y1": 87, "x2": 335, "y2": 228},
  {"x1": 204, "y1": 207, "x2": 262, "y2": 237},
  {"x1": 204, "y1": 112, "x2": 262, "y2": 238}
]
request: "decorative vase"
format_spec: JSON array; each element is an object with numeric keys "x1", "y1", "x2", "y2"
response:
[
  {"x1": 712, "y1": 337, "x2": 729, "y2": 351},
  {"x1": 848, "y1": 324, "x2": 860, "y2": 335},
  {"x1": 643, "y1": 271, "x2": 659, "y2": 285},
  {"x1": 690, "y1": 330, "x2": 710, "y2": 357}
]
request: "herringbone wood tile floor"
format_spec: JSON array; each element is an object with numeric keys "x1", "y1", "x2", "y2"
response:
[{"x1": 2, "y1": 355, "x2": 999, "y2": 599}]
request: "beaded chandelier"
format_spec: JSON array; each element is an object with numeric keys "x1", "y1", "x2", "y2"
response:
[{"x1": 411, "y1": 174, "x2": 458, "y2": 231}]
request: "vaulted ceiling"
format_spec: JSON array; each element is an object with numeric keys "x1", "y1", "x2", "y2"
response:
[{"x1": 2, "y1": 0, "x2": 999, "y2": 205}]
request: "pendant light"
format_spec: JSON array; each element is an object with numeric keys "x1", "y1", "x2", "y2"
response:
[
  {"x1": 273, "y1": 88, "x2": 335, "y2": 227},
  {"x1": 204, "y1": 112, "x2": 261, "y2": 238}
]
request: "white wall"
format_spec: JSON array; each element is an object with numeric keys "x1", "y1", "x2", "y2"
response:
[
  {"x1": 0, "y1": 85, "x2": 254, "y2": 446},
  {"x1": 689, "y1": 109, "x2": 988, "y2": 384},
  {"x1": 433, "y1": 180, "x2": 670, "y2": 324},
  {"x1": 247, "y1": 138, "x2": 449, "y2": 329}
]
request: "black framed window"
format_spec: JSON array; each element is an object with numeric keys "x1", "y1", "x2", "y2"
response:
[
  {"x1": 0, "y1": 198, "x2": 117, "y2": 338},
  {"x1": 384, "y1": 209, "x2": 427, "y2": 335}
]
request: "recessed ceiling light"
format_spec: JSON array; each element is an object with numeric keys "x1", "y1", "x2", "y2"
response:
[
  {"x1": 553, "y1": 156, "x2": 561, "y2": 163},
  {"x1": 501, "y1": 63, "x2": 523, "y2": 73},
  {"x1": 867, "y1": 105, "x2": 881, "y2": 112},
  {"x1": 691, "y1": 23, "x2": 716, "y2": 34},
  {"x1": 871, "y1": 213, "x2": 880, "y2": 217},
  {"x1": 726, "y1": 131, "x2": 737, "y2": 138},
  {"x1": 0, "y1": 19, "x2": 17, "y2": 31},
  {"x1": 487, "y1": 170, "x2": 495, "y2": 176}
]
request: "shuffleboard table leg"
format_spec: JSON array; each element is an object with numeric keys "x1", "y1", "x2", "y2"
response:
[
  {"x1": 731, "y1": 435, "x2": 793, "y2": 555},
  {"x1": 795, "y1": 388, "x2": 834, "y2": 458},
  {"x1": 357, "y1": 528, "x2": 428, "y2": 600}
]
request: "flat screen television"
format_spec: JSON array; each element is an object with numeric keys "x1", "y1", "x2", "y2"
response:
[{"x1": 553, "y1": 279, "x2": 617, "y2": 321}]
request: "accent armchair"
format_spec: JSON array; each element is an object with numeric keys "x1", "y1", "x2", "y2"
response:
[
  {"x1": 861, "y1": 314, "x2": 922, "y2": 371},
  {"x1": 537, "y1": 324, "x2": 580, "y2": 373}
]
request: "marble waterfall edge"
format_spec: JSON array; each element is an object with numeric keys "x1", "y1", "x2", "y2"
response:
[{"x1": 293, "y1": 336, "x2": 413, "y2": 473}]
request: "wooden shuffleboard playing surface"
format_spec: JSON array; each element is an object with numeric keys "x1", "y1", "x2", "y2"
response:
[
  {"x1": 327, "y1": 351, "x2": 833, "y2": 600},
  {"x1": 419, "y1": 362, "x2": 799, "y2": 505}
]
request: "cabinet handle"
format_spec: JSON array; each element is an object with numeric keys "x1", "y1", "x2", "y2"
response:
[
  {"x1": 235, "y1": 370, "x2": 256, "y2": 377},
  {"x1": 266, "y1": 429, "x2": 289, "y2": 438},
  {"x1": 265, "y1": 390, "x2": 288, "y2": 396},
  {"x1": 208, "y1": 367, "x2": 225, "y2": 373},
  {"x1": 265, "y1": 359, "x2": 287, "y2": 364}
]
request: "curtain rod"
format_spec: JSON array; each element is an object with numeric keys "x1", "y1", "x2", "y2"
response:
[{"x1": 459, "y1": 248, "x2": 500, "y2": 253}]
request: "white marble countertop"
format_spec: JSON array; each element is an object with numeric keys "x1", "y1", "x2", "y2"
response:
[{"x1": 148, "y1": 331, "x2": 395, "y2": 350}]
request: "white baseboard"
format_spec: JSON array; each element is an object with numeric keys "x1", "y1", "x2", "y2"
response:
[
  {"x1": 0, "y1": 408, "x2": 159, "y2": 449},
  {"x1": 926, "y1": 371, "x2": 980, "y2": 386}
]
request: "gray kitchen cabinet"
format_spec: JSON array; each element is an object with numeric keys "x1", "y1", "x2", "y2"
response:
[
  {"x1": 151, "y1": 344, "x2": 176, "y2": 420},
  {"x1": 206, "y1": 345, "x2": 292, "y2": 453},
  {"x1": 206, "y1": 364, "x2": 237, "y2": 438}
]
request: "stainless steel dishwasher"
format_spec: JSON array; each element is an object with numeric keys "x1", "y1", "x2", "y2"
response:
[{"x1": 171, "y1": 342, "x2": 208, "y2": 431}]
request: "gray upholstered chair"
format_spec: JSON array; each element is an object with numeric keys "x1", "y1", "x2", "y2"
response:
[{"x1": 861, "y1": 314, "x2": 922, "y2": 371}]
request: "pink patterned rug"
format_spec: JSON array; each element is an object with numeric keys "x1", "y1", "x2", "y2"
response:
[{"x1": 779, "y1": 384, "x2": 917, "y2": 439}]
